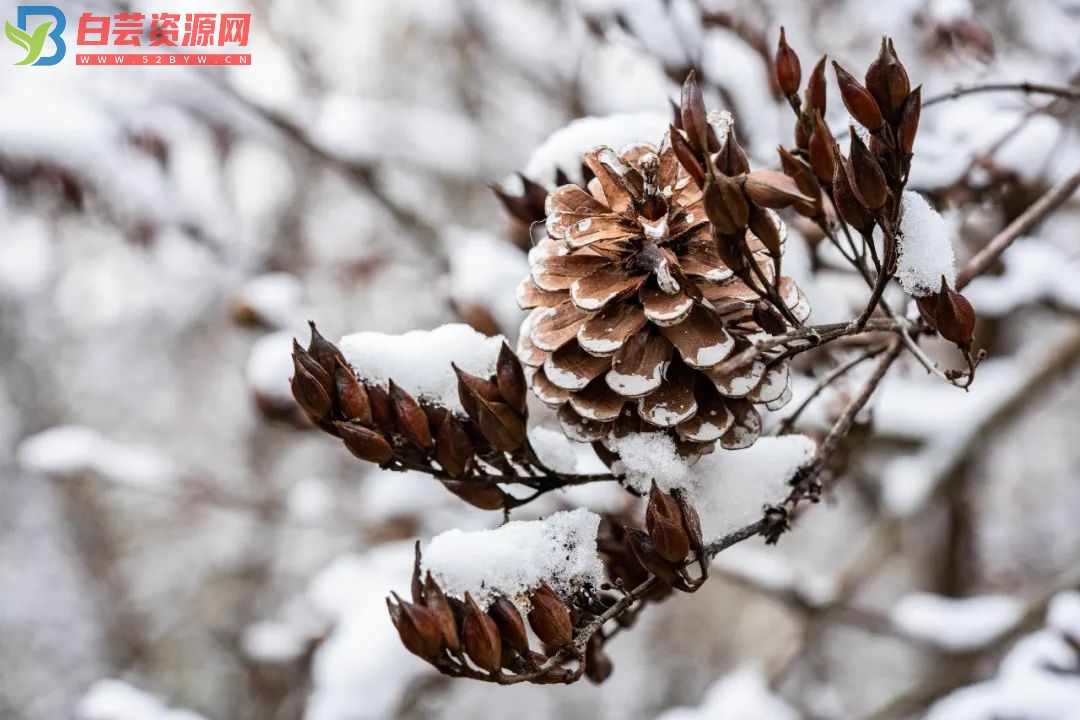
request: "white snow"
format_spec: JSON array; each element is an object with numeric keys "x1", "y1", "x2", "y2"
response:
[
  {"x1": 891, "y1": 592, "x2": 1024, "y2": 652},
  {"x1": 339, "y1": 323, "x2": 505, "y2": 415},
  {"x1": 713, "y1": 545, "x2": 838, "y2": 607},
  {"x1": 522, "y1": 113, "x2": 669, "y2": 186},
  {"x1": 421, "y1": 508, "x2": 604, "y2": 607},
  {"x1": 691, "y1": 435, "x2": 817, "y2": 541},
  {"x1": 963, "y1": 237, "x2": 1080, "y2": 317},
  {"x1": 17, "y1": 426, "x2": 176, "y2": 489},
  {"x1": 529, "y1": 425, "x2": 610, "y2": 476},
  {"x1": 241, "y1": 620, "x2": 310, "y2": 664},
  {"x1": 77, "y1": 680, "x2": 208, "y2": 720},
  {"x1": 655, "y1": 666, "x2": 800, "y2": 720},
  {"x1": 610, "y1": 433, "x2": 692, "y2": 493},
  {"x1": 896, "y1": 191, "x2": 958, "y2": 296}
]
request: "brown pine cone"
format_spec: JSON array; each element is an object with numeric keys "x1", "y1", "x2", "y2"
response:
[{"x1": 516, "y1": 137, "x2": 809, "y2": 455}]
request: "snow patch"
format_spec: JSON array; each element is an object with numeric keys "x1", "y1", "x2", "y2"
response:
[
  {"x1": 896, "y1": 191, "x2": 958, "y2": 296},
  {"x1": 891, "y1": 592, "x2": 1024, "y2": 652}
]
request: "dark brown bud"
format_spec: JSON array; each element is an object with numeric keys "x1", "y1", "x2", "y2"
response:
[
  {"x1": 865, "y1": 38, "x2": 910, "y2": 120},
  {"x1": 670, "y1": 125, "x2": 706, "y2": 188},
  {"x1": 775, "y1": 27, "x2": 802, "y2": 97},
  {"x1": 336, "y1": 421, "x2": 394, "y2": 464},
  {"x1": 804, "y1": 56, "x2": 827, "y2": 115},
  {"x1": 932, "y1": 277, "x2": 977, "y2": 348},
  {"x1": 703, "y1": 171, "x2": 749, "y2": 235},
  {"x1": 440, "y1": 480, "x2": 506, "y2": 510},
  {"x1": 488, "y1": 596, "x2": 530, "y2": 654},
  {"x1": 291, "y1": 352, "x2": 333, "y2": 421},
  {"x1": 423, "y1": 573, "x2": 460, "y2": 652},
  {"x1": 333, "y1": 359, "x2": 372, "y2": 425},
  {"x1": 897, "y1": 86, "x2": 922, "y2": 156},
  {"x1": 847, "y1": 127, "x2": 888, "y2": 210},
  {"x1": 777, "y1": 147, "x2": 822, "y2": 217},
  {"x1": 742, "y1": 170, "x2": 812, "y2": 209},
  {"x1": 808, "y1": 111, "x2": 836, "y2": 184},
  {"x1": 832, "y1": 149, "x2": 875, "y2": 234},
  {"x1": 674, "y1": 491, "x2": 704, "y2": 554},
  {"x1": 716, "y1": 127, "x2": 750, "y2": 176},
  {"x1": 434, "y1": 414, "x2": 473, "y2": 478},
  {"x1": 306, "y1": 321, "x2": 347, "y2": 378},
  {"x1": 453, "y1": 364, "x2": 503, "y2": 419},
  {"x1": 680, "y1": 70, "x2": 710, "y2": 154},
  {"x1": 462, "y1": 593, "x2": 502, "y2": 672},
  {"x1": 492, "y1": 173, "x2": 548, "y2": 224},
  {"x1": 646, "y1": 483, "x2": 690, "y2": 563},
  {"x1": 388, "y1": 381, "x2": 434, "y2": 450},
  {"x1": 388, "y1": 593, "x2": 443, "y2": 659},
  {"x1": 833, "y1": 61, "x2": 884, "y2": 133},
  {"x1": 366, "y1": 383, "x2": 397, "y2": 433},
  {"x1": 527, "y1": 583, "x2": 573, "y2": 648},
  {"x1": 625, "y1": 527, "x2": 679, "y2": 585},
  {"x1": 747, "y1": 203, "x2": 783, "y2": 262},
  {"x1": 496, "y1": 343, "x2": 528, "y2": 416}
]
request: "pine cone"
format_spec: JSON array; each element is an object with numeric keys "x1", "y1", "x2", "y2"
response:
[{"x1": 516, "y1": 137, "x2": 809, "y2": 455}]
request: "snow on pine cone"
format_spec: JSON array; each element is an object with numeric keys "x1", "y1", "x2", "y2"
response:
[{"x1": 516, "y1": 136, "x2": 810, "y2": 455}]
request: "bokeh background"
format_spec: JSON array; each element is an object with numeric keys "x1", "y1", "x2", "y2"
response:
[{"x1": 3, "y1": 0, "x2": 1080, "y2": 718}]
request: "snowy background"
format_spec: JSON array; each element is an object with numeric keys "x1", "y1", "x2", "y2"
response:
[{"x1": 2, "y1": 0, "x2": 1080, "y2": 718}]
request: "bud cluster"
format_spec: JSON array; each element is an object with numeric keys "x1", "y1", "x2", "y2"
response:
[
  {"x1": 387, "y1": 546, "x2": 617, "y2": 684},
  {"x1": 291, "y1": 322, "x2": 539, "y2": 511},
  {"x1": 672, "y1": 72, "x2": 812, "y2": 327}
]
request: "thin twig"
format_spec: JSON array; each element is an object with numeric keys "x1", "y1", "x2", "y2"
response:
[
  {"x1": 956, "y1": 168, "x2": 1080, "y2": 289},
  {"x1": 774, "y1": 344, "x2": 888, "y2": 435},
  {"x1": 923, "y1": 82, "x2": 1080, "y2": 108}
]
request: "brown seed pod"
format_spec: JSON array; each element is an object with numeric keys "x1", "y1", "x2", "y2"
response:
[
  {"x1": 804, "y1": 55, "x2": 827, "y2": 115},
  {"x1": 847, "y1": 127, "x2": 888, "y2": 210},
  {"x1": 933, "y1": 277, "x2": 977, "y2": 348},
  {"x1": 808, "y1": 111, "x2": 836, "y2": 184},
  {"x1": 716, "y1": 126, "x2": 750, "y2": 176},
  {"x1": 306, "y1": 321, "x2": 347, "y2": 378},
  {"x1": 434, "y1": 414, "x2": 473, "y2": 478},
  {"x1": 742, "y1": 170, "x2": 812, "y2": 209},
  {"x1": 703, "y1": 171, "x2": 749, "y2": 235},
  {"x1": 463, "y1": 593, "x2": 502, "y2": 672},
  {"x1": 388, "y1": 593, "x2": 444, "y2": 659},
  {"x1": 423, "y1": 573, "x2": 460, "y2": 652},
  {"x1": 625, "y1": 527, "x2": 679, "y2": 586},
  {"x1": 865, "y1": 37, "x2": 910, "y2": 120},
  {"x1": 833, "y1": 61, "x2": 884, "y2": 133},
  {"x1": 897, "y1": 86, "x2": 922, "y2": 156},
  {"x1": 670, "y1": 125, "x2": 706, "y2": 188},
  {"x1": 680, "y1": 71, "x2": 711, "y2": 154},
  {"x1": 832, "y1": 149, "x2": 875, "y2": 235},
  {"x1": 646, "y1": 482, "x2": 691, "y2": 563},
  {"x1": 496, "y1": 342, "x2": 528, "y2": 416},
  {"x1": 527, "y1": 583, "x2": 574, "y2": 648},
  {"x1": 336, "y1": 421, "x2": 394, "y2": 464},
  {"x1": 440, "y1": 480, "x2": 507, "y2": 510},
  {"x1": 333, "y1": 358, "x2": 372, "y2": 425},
  {"x1": 388, "y1": 380, "x2": 434, "y2": 450},
  {"x1": 775, "y1": 27, "x2": 802, "y2": 97},
  {"x1": 488, "y1": 596, "x2": 530, "y2": 654}
]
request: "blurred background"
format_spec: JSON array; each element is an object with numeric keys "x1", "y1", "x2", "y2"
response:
[{"x1": 2, "y1": 0, "x2": 1080, "y2": 718}]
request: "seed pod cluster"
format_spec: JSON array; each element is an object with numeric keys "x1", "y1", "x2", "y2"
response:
[
  {"x1": 915, "y1": 276, "x2": 977, "y2": 350},
  {"x1": 629, "y1": 483, "x2": 707, "y2": 592},
  {"x1": 291, "y1": 324, "x2": 534, "y2": 510},
  {"x1": 388, "y1": 546, "x2": 617, "y2": 684},
  {"x1": 775, "y1": 35, "x2": 922, "y2": 233}
]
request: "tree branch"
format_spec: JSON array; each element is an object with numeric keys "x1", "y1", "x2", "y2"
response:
[{"x1": 923, "y1": 82, "x2": 1080, "y2": 108}]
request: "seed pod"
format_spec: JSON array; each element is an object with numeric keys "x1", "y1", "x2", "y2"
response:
[
  {"x1": 703, "y1": 171, "x2": 749, "y2": 235},
  {"x1": 333, "y1": 359, "x2": 372, "y2": 425},
  {"x1": 488, "y1": 596, "x2": 530, "y2": 654},
  {"x1": 716, "y1": 126, "x2": 750, "y2": 176},
  {"x1": 336, "y1": 421, "x2": 394, "y2": 464},
  {"x1": 808, "y1": 111, "x2": 836, "y2": 184},
  {"x1": 388, "y1": 381, "x2": 434, "y2": 450},
  {"x1": 463, "y1": 593, "x2": 502, "y2": 672},
  {"x1": 674, "y1": 491, "x2": 705, "y2": 554},
  {"x1": 777, "y1": 146, "x2": 822, "y2": 216},
  {"x1": 804, "y1": 55, "x2": 827, "y2": 115},
  {"x1": 847, "y1": 127, "x2": 888, "y2": 210},
  {"x1": 440, "y1": 480, "x2": 506, "y2": 510},
  {"x1": 423, "y1": 573, "x2": 460, "y2": 652},
  {"x1": 680, "y1": 70, "x2": 710, "y2": 154},
  {"x1": 833, "y1": 61, "x2": 884, "y2": 133},
  {"x1": 496, "y1": 343, "x2": 528, "y2": 416},
  {"x1": 527, "y1": 583, "x2": 573, "y2": 648},
  {"x1": 747, "y1": 203, "x2": 783, "y2": 262},
  {"x1": 434, "y1": 414, "x2": 473, "y2": 478},
  {"x1": 291, "y1": 363, "x2": 333, "y2": 421},
  {"x1": 306, "y1": 321, "x2": 347, "y2": 378},
  {"x1": 743, "y1": 170, "x2": 812, "y2": 209},
  {"x1": 670, "y1": 125, "x2": 706, "y2": 188},
  {"x1": 897, "y1": 86, "x2": 922, "y2": 156},
  {"x1": 453, "y1": 364, "x2": 503, "y2": 419},
  {"x1": 832, "y1": 149, "x2": 875, "y2": 235},
  {"x1": 646, "y1": 483, "x2": 691, "y2": 563},
  {"x1": 366, "y1": 383, "x2": 397, "y2": 433},
  {"x1": 388, "y1": 593, "x2": 444, "y2": 659},
  {"x1": 933, "y1": 277, "x2": 977, "y2": 348},
  {"x1": 775, "y1": 27, "x2": 802, "y2": 97},
  {"x1": 625, "y1": 527, "x2": 679, "y2": 585},
  {"x1": 492, "y1": 173, "x2": 548, "y2": 224},
  {"x1": 865, "y1": 37, "x2": 910, "y2": 120}
]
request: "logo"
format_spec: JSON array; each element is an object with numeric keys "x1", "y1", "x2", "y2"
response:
[{"x1": 5, "y1": 5, "x2": 66, "y2": 65}]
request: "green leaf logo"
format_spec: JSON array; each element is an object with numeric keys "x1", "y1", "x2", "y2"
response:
[{"x1": 6, "y1": 20, "x2": 52, "y2": 66}]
